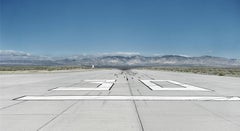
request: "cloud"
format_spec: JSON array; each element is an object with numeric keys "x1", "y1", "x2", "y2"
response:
[
  {"x1": 177, "y1": 54, "x2": 191, "y2": 57},
  {"x1": 152, "y1": 53, "x2": 191, "y2": 57},
  {"x1": 153, "y1": 53, "x2": 163, "y2": 56},
  {"x1": 0, "y1": 50, "x2": 53, "y2": 60},
  {"x1": 0, "y1": 50, "x2": 31, "y2": 56},
  {"x1": 99, "y1": 52, "x2": 141, "y2": 56}
]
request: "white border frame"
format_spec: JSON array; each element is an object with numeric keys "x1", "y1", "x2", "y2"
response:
[
  {"x1": 53, "y1": 79, "x2": 116, "y2": 91},
  {"x1": 140, "y1": 80, "x2": 209, "y2": 91}
]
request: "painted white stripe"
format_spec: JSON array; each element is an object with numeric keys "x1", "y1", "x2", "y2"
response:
[
  {"x1": 53, "y1": 87, "x2": 111, "y2": 91},
  {"x1": 140, "y1": 80, "x2": 209, "y2": 91},
  {"x1": 16, "y1": 96, "x2": 240, "y2": 101},
  {"x1": 99, "y1": 83, "x2": 114, "y2": 88},
  {"x1": 54, "y1": 80, "x2": 115, "y2": 91},
  {"x1": 84, "y1": 80, "x2": 116, "y2": 83}
]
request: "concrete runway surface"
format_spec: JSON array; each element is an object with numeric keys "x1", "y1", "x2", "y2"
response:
[{"x1": 0, "y1": 69, "x2": 240, "y2": 131}]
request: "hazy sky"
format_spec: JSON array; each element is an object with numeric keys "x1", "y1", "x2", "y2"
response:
[{"x1": 1, "y1": 0, "x2": 240, "y2": 58}]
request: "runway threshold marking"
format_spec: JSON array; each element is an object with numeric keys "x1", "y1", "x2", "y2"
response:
[
  {"x1": 140, "y1": 80, "x2": 210, "y2": 91},
  {"x1": 53, "y1": 80, "x2": 116, "y2": 91},
  {"x1": 14, "y1": 96, "x2": 240, "y2": 101}
]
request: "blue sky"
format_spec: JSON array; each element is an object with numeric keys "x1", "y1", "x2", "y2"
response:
[{"x1": 1, "y1": 0, "x2": 240, "y2": 58}]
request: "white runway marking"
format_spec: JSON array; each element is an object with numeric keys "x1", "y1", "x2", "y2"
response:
[
  {"x1": 53, "y1": 86, "x2": 112, "y2": 91},
  {"x1": 140, "y1": 80, "x2": 209, "y2": 91},
  {"x1": 84, "y1": 80, "x2": 116, "y2": 83},
  {"x1": 53, "y1": 79, "x2": 115, "y2": 91},
  {"x1": 15, "y1": 96, "x2": 240, "y2": 101}
]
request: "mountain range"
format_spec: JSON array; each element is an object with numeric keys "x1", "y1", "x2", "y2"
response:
[{"x1": 0, "y1": 50, "x2": 240, "y2": 67}]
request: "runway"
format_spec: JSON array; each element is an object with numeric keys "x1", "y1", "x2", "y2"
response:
[{"x1": 1, "y1": 69, "x2": 240, "y2": 131}]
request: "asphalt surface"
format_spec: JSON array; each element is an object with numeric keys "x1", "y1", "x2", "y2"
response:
[{"x1": 0, "y1": 69, "x2": 240, "y2": 131}]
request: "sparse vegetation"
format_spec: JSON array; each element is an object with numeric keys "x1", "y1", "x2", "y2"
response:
[
  {"x1": 1, "y1": 65, "x2": 240, "y2": 77},
  {"x1": 0, "y1": 66, "x2": 90, "y2": 72},
  {"x1": 141, "y1": 66, "x2": 240, "y2": 77}
]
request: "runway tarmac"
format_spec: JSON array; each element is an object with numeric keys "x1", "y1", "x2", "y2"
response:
[{"x1": 0, "y1": 69, "x2": 240, "y2": 131}]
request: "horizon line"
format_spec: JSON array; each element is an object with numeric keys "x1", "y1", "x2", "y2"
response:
[{"x1": 0, "y1": 50, "x2": 239, "y2": 59}]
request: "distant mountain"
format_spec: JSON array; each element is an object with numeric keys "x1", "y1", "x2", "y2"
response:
[
  {"x1": 0, "y1": 50, "x2": 57, "y2": 66},
  {"x1": 1, "y1": 50, "x2": 240, "y2": 67}
]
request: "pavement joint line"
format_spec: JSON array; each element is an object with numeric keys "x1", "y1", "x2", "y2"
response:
[
  {"x1": 108, "y1": 83, "x2": 115, "y2": 90},
  {"x1": 48, "y1": 82, "x2": 81, "y2": 91},
  {"x1": 102, "y1": 90, "x2": 112, "y2": 106},
  {"x1": 2, "y1": 82, "x2": 69, "y2": 110},
  {"x1": 12, "y1": 95, "x2": 26, "y2": 101},
  {"x1": 48, "y1": 87, "x2": 59, "y2": 91},
  {"x1": 151, "y1": 81, "x2": 164, "y2": 88},
  {"x1": 1, "y1": 86, "x2": 59, "y2": 111},
  {"x1": 143, "y1": 73, "x2": 155, "y2": 80},
  {"x1": 0, "y1": 101, "x2": 25, "y2": 110},
  {"x1": 96, "y1": 83, "x2": 102, "y2": 87},
  {"x1": 36, "y1": 101, "x2": 79, "y2": 131},
  {"x1": 126, "y1": 73, "x2": 145, "y2": 131},
  {"x1": 138, "y1": 79, "x2": 153, "y2": 91},
  {"x1": 37, "y1": 84, "x2": 102, "y2": 131},
  {"x1": 136, "y1": 89, "x2": 148, "y2": 105},
  {"x1": 193, "y1": 102, "x2": 240, "y2": 127}
]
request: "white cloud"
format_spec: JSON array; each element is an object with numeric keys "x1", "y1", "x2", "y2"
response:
[
  {"x1": 177, "y1": 54, "x2": 191, "y2": 57},
  {"x1": 152, "y1": 53, "x2": 191, "y2": 57},
  {"x1": 99, "y1": 52, "x2": 141, "y2": 56},
  {"x1": 0, "y1": 50, "x2": 31, "y2": 56},
  {"x1": 153, "y1": 53, "x2": 163, "y2": 56}
]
